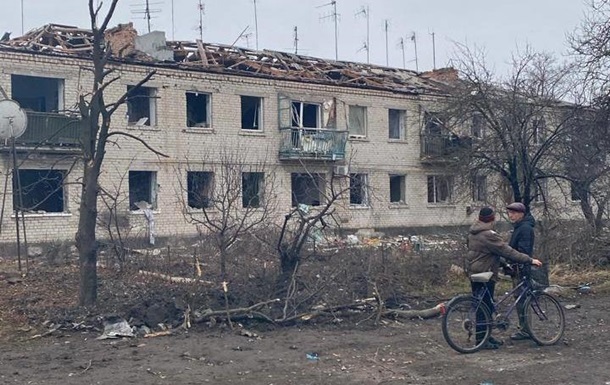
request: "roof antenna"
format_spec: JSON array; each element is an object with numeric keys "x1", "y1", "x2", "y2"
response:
[
  {"x1": 318, "y1": 1, "x2": 339, "y2": 60},
  {"x1": 410, "y1": 32, "x2": 419, "y2": 72},
  {"x1": 130, "y1": 0, "x2": 162, "y2": 33},
  {"x1": 293, "y1": 26, "x2": 299, "y2": 54},
  {"x1": 171, "y1": 0, "x2": 175, "y2": 40},
  {"x1": 397, "y1": 37, "x2": 406, "y2": 69},
  {"x1": 430, "y1": 30, "x2": 436, "y2": 69},
  {"x1": 20, "y1": 0, "x2": 24, "y2": 35},
  {"x1": 197, "y1": 0, "x2": 205, "y2": 41},
  {"x1": 383, "y1": 19, "x2": 390, "y2": 66},
  {"x1": 253, "y1": 0, "x2": 259, "y2": 50},
  {"x1": 355, "y1": 6, "x2": 370, "y2": 63}
]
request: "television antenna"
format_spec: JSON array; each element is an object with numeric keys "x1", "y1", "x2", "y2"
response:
[
  {"x1": 0, "y1": 98, "x2": 29, "y2": 273},
  {"x1": 397, "y1": 37, "x2": 406, "y2": 69},
  {"x1": 130, "y1": 0, "x2": 163, "y2": 33},
  {"x1": 293, "y1": 26, "x2": 299, "y2": 54},
  {"x1": 253, "y1": 0, "x2": 259, "y2": 50},
  {"x1": 197, "y1": 0, "x2": 205, "y2": 41},
  {"x1": 383, "y1": 19, "x2": 390, "y2": 66},
  {"x1": 410, "y1": 32, "x2": 419, "y2": 72},
  {"x1": 355, "y1": 6, "x2": 370, "y2": 63},
  {"x1": 430, "y1": 30, "x2": 437, "y2": 69},
  {"x1": 318, "y1": 1, "x2": 339, "y2": 60}
]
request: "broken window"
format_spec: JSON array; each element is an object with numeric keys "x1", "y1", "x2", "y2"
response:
[
  {"x1": 127, "y1": 86, "x2": 156, "y2": 126},
  {"x1": 388, "y1": 109, "x2": 406, "y2": 139},
  {"x1": 11, "y1": 74, "x2": 64, "y2": 112},
  {"x1": 186, "y1": 92, "x2": 211, "y2": 128},
  {"x1": 389, "y1": 174, "x2": 406, "y2": 203},
  {"x1": 291, "y1": 101, "x2": 320, "y2": 128},
  {"x1": 291, "y1": 173, "x2": 324, "y2": 207},
  {"x1": 348, "y1": 105, "x2": 367, "y2": 137},
  {"x1": 427, "y1": 175, "x2": 453, "y2": 204},
  {"x1": 241, "y1": 95, "x2": 262, "y2": 130},
  {"x1": 472, "y1": 174, "x2": 487, "y2": 202},
  {"x1": 129, "y1": 171, "x2": 157, "y2": 210},
  {"x1": 349, "y1": 174, "x2": 368, "y2": 206},
  {"x1": 13, "y1": 169, "x2": 66, "y2": 213},
  {"x1": 242, "y1": 172, "x2": 264, "y2": 208},
  {"x1": 424, "y1": 111, "x2": 444, "y2": 135},
  {"x1": 471, "y1": 113, "x2": 486, "y2": 138},
  {"x1": 187, "y1": 171, "x2": 214, "y2": 209}
]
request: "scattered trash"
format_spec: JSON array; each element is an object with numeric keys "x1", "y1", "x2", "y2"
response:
[
  {"x1": 479, "y1": 381, "x2": 494, "y2": 385},
  {"x1": 306, "y1": 352, "x2": 319, "y2": 361},
  {"x1": 97, "y1": 317, "x2": 134, "y2": 340},
  {"x1": 564, "y1": 304, "x2": 581, "y2": 310},
  {"x1": 578, "y1": 285, "x2": 592, "y2": 294},
  {"x1": 346, "y1": 235, "x2": 359, "y2": 245}
]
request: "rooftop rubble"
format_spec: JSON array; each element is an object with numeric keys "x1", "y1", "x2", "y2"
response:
[{"x1": 0, "y1": 23, "x2": 448, "y2": 95}]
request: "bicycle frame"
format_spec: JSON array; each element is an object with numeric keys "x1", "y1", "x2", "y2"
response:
[{"x1": 472, "y1": 275, "x2": 532, "y2": 327}]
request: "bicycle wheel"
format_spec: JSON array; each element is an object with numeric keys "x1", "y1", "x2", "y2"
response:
[
  {"x1": 442, "y1": 295, "x2": 492, "y2": 354},
  {"x1": 524, "y1": 292, "x2": 565, "y2": 346}
]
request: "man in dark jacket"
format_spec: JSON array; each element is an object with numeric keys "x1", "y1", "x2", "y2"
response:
[
  {"x1": 467, "y1": 207, "x2": 542, "y2": 349},
  {"x1": 506, "y1": 202, "x2": 536, "y2": 340}
]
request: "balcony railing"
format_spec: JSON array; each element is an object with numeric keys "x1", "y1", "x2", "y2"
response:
[
  {"x1": 420, "y1": 134, "x2": 471, "y2": 161},
  {"x1": 6, "y1": 111, "x2": 81, "y2": 148},
  {"x1": 279, "y1": 127, "x2": 347, "y2": 161}
]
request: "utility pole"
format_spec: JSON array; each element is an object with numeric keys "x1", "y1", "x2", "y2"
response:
[
  {"x1": 318, "y1": 1, "x2": 339, "y2": 60},
  {"x1": 410, "y1": 32, "x2": 419, "y2": 72},
  {"x1": 21, "y1": 0, "x2": 24, "y2": 35},
  {"x1": 171, "y1": 0, "x2": 175, "y2": 40},
  {"x1": 293, "y1": 26, "x2": 299, "y2": 54},
  {"x1": 253, "y1": 0, "x2": 259, "y2": 50},
  {"x1": 355, "y1": 6, "x2": 370, "y2": 63}
]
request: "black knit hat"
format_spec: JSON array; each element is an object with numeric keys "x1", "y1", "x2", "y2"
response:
[{"x1": 479, "y1": 207, "x2": 495, "y2": 223}]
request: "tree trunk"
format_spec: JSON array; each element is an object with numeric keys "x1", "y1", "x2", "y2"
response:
[{"x1": 76, "y1": 161, "x2": 100, "y2": 306}]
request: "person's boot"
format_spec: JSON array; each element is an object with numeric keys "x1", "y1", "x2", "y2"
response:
[
  {"x1": 488, "y1": 336, "x2": 504, "y2": 346},
  {"x1": 510, "y1": 330, "x2": 531, "y2": 340},
  {"x1": 479, "y1": 340, "x2": 500, "y2": 350}
]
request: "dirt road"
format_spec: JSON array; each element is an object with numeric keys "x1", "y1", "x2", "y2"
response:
[{"x1": 0, "y1": 292, "x2": 608, "y2": 385}]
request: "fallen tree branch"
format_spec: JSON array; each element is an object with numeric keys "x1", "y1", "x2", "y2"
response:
[
  {"x1": 382, "y1": 303, "x2": 444, "y2": 320},
  {"x1": 138, "y1": 270, "x2": 213, "y2": 285},
  {"x1": 193, "y1": 298, "x2": 281, "y2": 323}
]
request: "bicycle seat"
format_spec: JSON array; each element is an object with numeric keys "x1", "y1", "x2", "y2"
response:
[{"x1": 470, "y1": 272, "x2": 493, "y2": 282}]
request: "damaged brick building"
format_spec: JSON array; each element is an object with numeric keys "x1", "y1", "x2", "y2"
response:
[{"x1": 0, "y1": 23, "x2": 486, "y2": 244}]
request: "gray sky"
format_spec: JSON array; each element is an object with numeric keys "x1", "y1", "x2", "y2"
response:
[{"x1": 0, "y1": 0, "x2": 588, "y2": 73}]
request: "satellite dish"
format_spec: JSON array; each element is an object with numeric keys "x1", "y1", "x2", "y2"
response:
[{"x1": 0, "y1": 99, "x2": 28, "y2": 139}]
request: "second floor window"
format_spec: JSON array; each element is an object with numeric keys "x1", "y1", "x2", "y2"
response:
[
  {"x1": 186, "y1": 92, "x2": 211, "y2": 128},
  {"x1": 127, "y1": 86, "x2": 156, "y2": 126},
  {"x1": 11, "y1": 74, "x2": 64, "y2": 113},
  {"x1": 348, "y1": 105, "x2": 367, "y2": 137},
  {"x1": 389, "y1": 109, "x2": 406, "y2": 139},
  {"x1": 292, "y1": 101, "x2": 321, "y2": 128},
  {"x1": 241, "y1": 96, "x2": 262, "y2": 130}
]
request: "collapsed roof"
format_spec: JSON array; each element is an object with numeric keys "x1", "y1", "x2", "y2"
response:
[{"x1": 0, "y1": 23, "x2": 451, "y2": 95}]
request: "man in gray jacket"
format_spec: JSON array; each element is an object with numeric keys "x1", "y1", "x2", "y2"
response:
[{"x1": 467, "y1": 207, "x2": 542, "y2": 349}]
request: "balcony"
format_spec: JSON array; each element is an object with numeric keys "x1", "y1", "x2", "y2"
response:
[
  {"x1": 420, "y1": 134, "x2": 471, "y2": 163},
  {"x1": 3, "y1": 111, "x2": 81, "y2": 149},
  {"x1": 279, "y1": 128, "x2": 347, "y2": 161}
]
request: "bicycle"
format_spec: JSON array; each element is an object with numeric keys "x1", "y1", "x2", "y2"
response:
[{"x1": 441, "y1": 268, "x2": 565, "y2": 354}]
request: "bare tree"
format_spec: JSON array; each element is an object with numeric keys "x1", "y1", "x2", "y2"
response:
[
  {"x1": 75, "y1": 0, "x2": 166, "y2": 306},
  {"x1": 441, "y1": 44, "x2": 575, "y2": 211},
  {"x1": 178, "y1": 147, "x2": 278, "y2": 280}
]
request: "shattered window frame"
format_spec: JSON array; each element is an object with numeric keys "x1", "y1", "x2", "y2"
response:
[
  {"x1": 291, "y1": 101, "x2": 321, "y2": 128},
  {"x1": 187, "y1": 171, "x2": 214, "y2": 209},
  {"x1": 471, "y1": 174, "x2": 487, "y2": 202},
  {"x1": 389, "y1": 174, "x2": 406, "y2": 204},
  {"x1": 388, "y1": 109, "x2": 406, "y2": 140},
  {"x1": 126, "y1": 85, "x2": 157, "y2": 126},
  {"x1": 348, "y1": 105, "x2": 368, "y2": 138},
  {"x1": 349, "y1": 173, "x2": 369, "y2": 206},
  {"x1": 13, "y1": 169, "x2": 67, "y2": 214},
  {"x1": 11, "y1": 74, "x2": 64, "y2": 113},
  {"x1": 186, "y1": 91, "x2": 211, "y2": 128},
  {"x1": 241, "y1": 95, "x2": 263, "y2": 130},
  {"x1": 128, "y1": 170, "x2": 158, "y2": 211}
]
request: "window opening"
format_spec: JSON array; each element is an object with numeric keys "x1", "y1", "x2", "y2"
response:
[{"x1": 187, "y1": 171, "x2": 213, "y2": 208}]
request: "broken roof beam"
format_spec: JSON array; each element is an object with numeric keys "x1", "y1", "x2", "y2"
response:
[{"x1": 196, "y1": 39, "x2": 209, "y2": 65}]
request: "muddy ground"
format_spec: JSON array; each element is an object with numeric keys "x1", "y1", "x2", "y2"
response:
[{"x1": 0, "y1": 263, "x2": 608, "y2": 385}]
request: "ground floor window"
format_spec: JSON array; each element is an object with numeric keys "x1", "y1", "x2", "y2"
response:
[
  {"x1": 427, "y1": 175, "x2": 453, "y2": 204},
  {"x1": 389, "y1": 174, "x2": 406, "y2": 203},
  {"x1": 13, "y1": 169, "x2": 66, "y2": 213},
  {"x1": 187, "y1": 171, "x2": 214, "y2": 209},
  {"x1": 129, "y1": 171, "x2": 157, "y2": 210},
  {"x1": 242, "y1": 172, "x2": 264, "y2": 208},
  {"x1": 291, "y1": 173, "x2": 324, "y2": 207},
  {"x1": 350, "y1": 173, "x2": 369, "y2": 206}
]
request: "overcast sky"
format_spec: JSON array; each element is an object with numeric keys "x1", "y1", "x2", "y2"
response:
[{"x1": 0, "y1": 0, "x2": 589, "y2": 74}]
